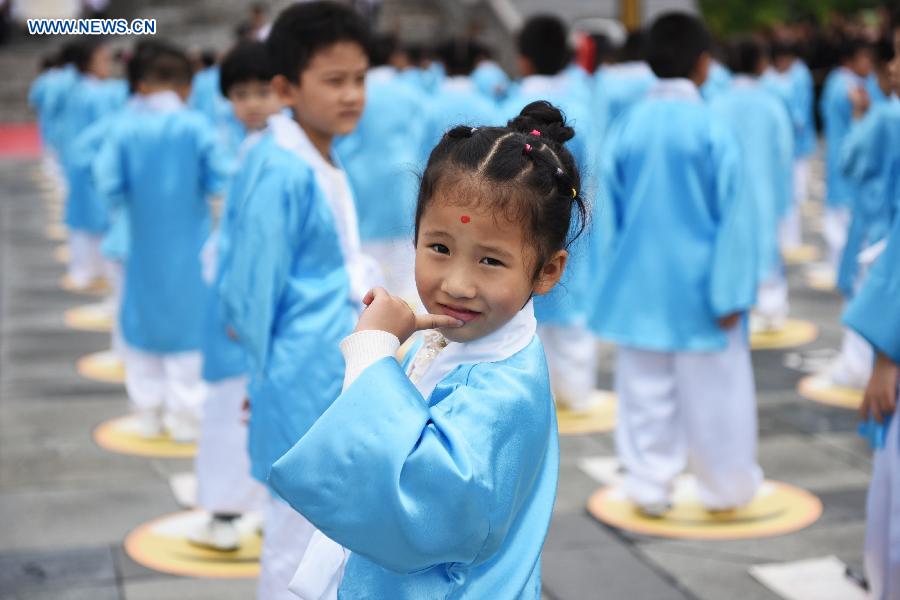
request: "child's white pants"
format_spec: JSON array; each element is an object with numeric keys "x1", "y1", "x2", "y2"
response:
[
  {"x1": 614, "y1": 325, "x2": 763, "y2": 510},
  {"x1": 257, "y1": 496, "x2": 316, "y2": 600},
  {"x1": 106, "y1": 260, "x2": 125, "y2": 358},
  {"x1": 539, "y1": 324, "x2": 597, "y2": 410},
  {"x1": 823, "y1": 205, "x2": 851, "y2": 272},
  {"x1": 123, "y1": 348, "x2": 205, "y2": 436},
  {"x1": 195, "y1": 375, "x2": 266, "y2": 515},
  {"x1": 67, "y1": 231, "x2": 105, "y2": 288},
  {"x1": 756, "y1": 267, "x2": 790, "y2": 325},
  {"x1": 864, "y1": 399, "x2": 900, "y2": 600}
]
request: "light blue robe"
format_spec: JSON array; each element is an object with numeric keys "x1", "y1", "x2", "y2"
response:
[
  {"x1": 701, "y1": 61, "x2": 732, "y2": 101},
  {"x1": 821, "y1": 67, "x2": 865, "y2": 208},
  {"x1": 590, "y1": 79, "x2": 757, "y2": 351},
  {"x1": 28, "y1": 65, "x2": 80, "y2": 152},
  {"x1": 59, "y1": 76, "x2": 128, "y2": 233},
  {"x1": 789, "y1": 60, "x2": 817, "y2": 158},
  {"x1": 592, "y1": 62, "x2": 656, "y2": 136},
  {"x1": 471, "y1": 60, "x2": 510, "y2": 104},
  {"x1": 844, "y1": 202, "x2": 900, "y2": 364},
  {"x1": 335, "y1": 67, "x2": 426, "y2": 242},
  {"x1": 269, "y1": 336, "x2": 558, "y2": 599},
  {"x1": 711, "y1": 78, "x2": 794, "y2": 281},
  {"x1": 218, "y1": 133, "x2": 354, "y2": 486},
  {"x1": 93, "y1": 94, "x2": 228, "y2": 353},
  {"x1": 189, "y1": 65, "x2": 245, "y2": 164},
  {"x1": 837, "y1": 97, "x2": 900, "y2": 295},
  {"x1": 419, "y1": 77, "x2": 500, "y2": 160},
  {"x1": 866, "y1": 73, "x2": 889, "y2": 107},
  {"x1": 503, "y1": 74, "x2": 600, "y2": 328}
]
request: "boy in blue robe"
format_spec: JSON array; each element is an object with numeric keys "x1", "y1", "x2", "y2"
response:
[
  {"x1": 820, "y1": 38, "x2": 874, "y2": 270},
  {"x1": 471, "y1": 42, "x2": 510, "y2": 104},
  {"x1": 215, "y1": 4, "x2": 366, "y2": 597},
  {"x1": 335, "y1": 34, "x2": 426, "y2": 302},
  {"x1": 93, "y1": 46, "x2": 228, "y2": 443},
  {"x1": 58, "y1": 41, "x2": 128, "y2": 289},
  {"x1": 190, "y1": 41, "x2": 281, "y2": 553},
  {"x1": 591, "y1": 13, "x2": 762, "y2": 516},
  {"x1": 269, "y1": 101, "x2": 579, "y2": 600},
  {"x1": 503, "y1": 14, "x2": 601, "y2": 412},
  {"x1": 593, "y1": 30, "x2": 656, "y2": 136},
  {"x1": 711, "y1": 36, "x2": 794, "y2": 332}
]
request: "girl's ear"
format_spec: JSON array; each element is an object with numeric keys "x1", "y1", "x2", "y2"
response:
[{"x1": 532, "y1": 249, "x2": 567, "y2": 296}]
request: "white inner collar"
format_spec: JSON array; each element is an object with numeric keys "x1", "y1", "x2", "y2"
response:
[
  {"x1": 141, "y1": 90, "x2": 184, "y2": 112},
  {"x1": 648, "y1": 78, "x2": 702, "y2": 101},
  {"x1": 409, "y1": 299, "x2": 538, "y2": 400}
]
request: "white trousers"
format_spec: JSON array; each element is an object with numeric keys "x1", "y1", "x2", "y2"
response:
[
  {"x1": 864, "y1": 402, "x2": 900, "y2": 600},
  {"x1": 755, "y1": 267, "x2": 790, "y2": 325},
  {"x1": 67, "y1": 231, "x2": 105, "y2": 288},
  {"x1": 258, "y1": 496, "x2": 317, "y2": 600},
  {"x1": 195, "y1": 375, "x2": 266, "y2": 515},
  {"x1": 823, "y1": 205, "x2": 851, "y2": 272},
  {"x1": 832, "y1": 253, "x2": 877, "y2": 389},
  {"x1": 539, "y1": 324, "x2": 597, "y2": 411},
  {"x1": 106, "y1": 260, "x2": 125, "y2": 358},
  {"x1": 793, "y1": 158, "x2": 810, "y2": 205},
  {"x1": 779, "y1": 159, "x2": 809, "y2": 250},
  {"x1": 615, "y1": 325, "x2": 763, "y2": 509},
  {"x1": 361, "y1": 238, "x2": 417, "y2": 304},
  {"x1": 124, "y1": 348, "x2": 205, "y2": 437}
]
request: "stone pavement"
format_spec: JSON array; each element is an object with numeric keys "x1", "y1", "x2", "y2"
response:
[{"x1": 0, "y1": 147, "x2": 873, "y2": 600}]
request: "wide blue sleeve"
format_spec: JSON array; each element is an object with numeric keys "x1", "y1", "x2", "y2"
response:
[
  {"x1": 843, "y1": 214, "x2": 900, "y2": 363},
  {"x1": 708, "y1": 122, "x2": 757, "y2": 316},
  {"x1": 196, "y1": 119, "x2": 229, "y2": 197},
  {"x1": 218, "y1": 166, "x2": 317, "y2": 370},
  {"x1": 773, "y1": 101, "x2": 795, "y2": 218},
  {"x1": 92, "y1": 129, "x2": 128, "y2": 210},
  {"x1": 269, "y1": 356, "x2": 552, "y2": 574},
  {"x1": 841, "y1": 109, "x2": 889, "y2": 221}
]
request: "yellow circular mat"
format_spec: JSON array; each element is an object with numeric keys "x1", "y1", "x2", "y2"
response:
[
  {"x1": 797, "y1": 374, "x2": 863, "y2": 410},
  {"x1": 64, "y1": 303, "x2": 114, "y2": 333},
  {"x1": 44, "y1": 222, "x2": 67, "y2": 241},
  {"x1": 556, "y1": 390, "x2": 617, "y2": 435},
  {"x1": 782, "y1": 245, "x2": 820, "y2": 265},
  {"x1": 125, "y1": 510, "x2": 261, "y2": 578},
  {"x1": 54, "y1": 244, "x2": 70, "y2": 264},
  {"x1": 77, "y1": 350, "x2": 125, "y2": 384},
  {"x1": 587, "y1": 479, "x2": 822, "y2": 540},
  {"x1": 750, "y1": 319, "x2": 819, "y2": 351},
  {"x1": 94, "y1": 415, "x2": 196, "y2": 458},
  {"x1": 59, "y1": 275, "x2": 111, "y2": 296}
]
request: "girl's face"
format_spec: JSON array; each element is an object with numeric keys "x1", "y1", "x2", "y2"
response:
[{"x1": 414, "y1": 182, "x2": 567, "y2": 343}]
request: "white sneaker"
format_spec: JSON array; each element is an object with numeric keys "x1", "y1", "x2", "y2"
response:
[
  {"x1": 135, "y1": 409, "x2": 164, "y2": 439},
  {"x1": 634, "y1": 501, "x2": 672, "y2": 518},
  {"x1": 165, "y1": 413, "x2": 198, "y2": 444},
  {"x1": 188, "y1": 516, "x2": 240, "y2": 552}
]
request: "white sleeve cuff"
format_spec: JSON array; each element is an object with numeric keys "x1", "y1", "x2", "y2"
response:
[{"x1": 340, "y1": 330, "x2": 401, "y2": 391}]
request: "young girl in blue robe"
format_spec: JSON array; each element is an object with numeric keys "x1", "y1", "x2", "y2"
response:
[{"x1": 269, "y1": 101, "x2": 584, "y2": 599}]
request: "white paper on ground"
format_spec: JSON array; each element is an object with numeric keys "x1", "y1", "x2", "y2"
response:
[{"x1": 749, "y1": 555, "x2": 867, "y2": 600}]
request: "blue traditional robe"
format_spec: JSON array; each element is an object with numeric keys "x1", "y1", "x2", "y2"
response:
[
  {"x1": 837, "y1": 96, "x2": 900, "y2": 295},
  {"x1": 217, "y1": 128, "x2": 355, "y2": 486},
  {"x1": 419, "y1": 76, "x2": 500, "y2": 159},
  {"x1": 590, "y1": 79, "x2": 757, "y2": 351},
  {"x1": 821, "y1": 67, "x2": 866, "y2": 208},
  {"x1": 270, "y1": 302, "x2": 558, "y2": 599},
  {"x1": 711, "y1": 77, "x2": 794, "y2": 281},
  {"x1": 701, "y1": 61, "x2": 732, "y2": 101},
  {"x1": 471, "y1": 60, "x2": 510, "y2": 104},
  {"x1": 93, "y1": 91, "x2": 228, "y2": 353},
  {"x1": 592, "y1": 61, "x2": 656, "y2": 135}
]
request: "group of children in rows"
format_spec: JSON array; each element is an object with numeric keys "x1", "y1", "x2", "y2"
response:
[{"x1": 26, "y1": 3, "x2": 900, "y2": 598}]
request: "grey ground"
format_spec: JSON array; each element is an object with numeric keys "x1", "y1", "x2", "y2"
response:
[{"x1": 0, "y1": 149, "x2": 873, "y2": 600}]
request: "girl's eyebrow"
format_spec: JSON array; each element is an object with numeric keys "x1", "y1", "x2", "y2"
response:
[
  {"x1": 477, "y1": 243, "x2": 514, "y2": 260},
  {"x1": 420, "y1": 229, "x2": 452, "y2": 238}
]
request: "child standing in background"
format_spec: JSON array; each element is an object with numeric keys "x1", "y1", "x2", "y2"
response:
[
  {"x1": 94, "y1": 46, "x2": 228, "y2": 442},
  {"x1": 591, "y1": 13, "x2": 762, "y2": 516}
]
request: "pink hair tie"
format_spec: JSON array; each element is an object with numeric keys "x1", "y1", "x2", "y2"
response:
[
  {"x1": 523, "y1": 143, "x2": 533, "y2": 154},
  {"x1": 529, "y1": 129, "x2": 541, "y2": 136}
]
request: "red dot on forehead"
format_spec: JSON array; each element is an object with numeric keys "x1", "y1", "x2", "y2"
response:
[{"x1": 460, "y1": 215, "x2": 471, "y2": 224}]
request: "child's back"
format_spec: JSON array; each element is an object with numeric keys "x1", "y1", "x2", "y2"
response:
[{"x1": 593, "y1": 83, "x2": 756, "y2": 351}]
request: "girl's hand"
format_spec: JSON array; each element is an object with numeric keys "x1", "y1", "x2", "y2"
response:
[
  {"x1": 717, "y1": 312, "x2": 741, "y2": 330},
  {"x1": 355, "y1": 287, "x2": 464, "y2": 344},
  {"x1": 860, "y1": 353, "x2": 899, "y2": 423}
]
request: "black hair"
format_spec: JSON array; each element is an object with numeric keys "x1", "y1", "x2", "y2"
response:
[
  {"x1": 39, "y1": 52, "x2": 60, "y2": 72},
  {"x1": 770, "y1": 39, "x2": 795, "y2": 61},
  {"x1": 125, "y1": 40, "x2": 172, "y2": 94},
  {"x1": 838, "y1": 37, "x2": 873, "y2": 63},
  {"x1": 727, "y1": 36, "x2": 765, "y2": 76},
  {"x1": 646, "y1": 12, "x2": 710, "y2": 79},
  {"x1": 415, "y1": 101, "x2": 588, "y2": 276},
  {"x1": 142, "y1": 45, "x2": 193, "y2": 87},
  {"x1": 200, "y1": 48, "x2": 217, "y2": 69},
  {"x1": 438, "y1": 39, "x2": 478, "y2": 76},
  {"x1": 74, "y1": 40, "x2": 103, "y2": 73},
  {"x1": 619, "y1": 30, "x2": 646, "y2": 63},
  {"x1": 517, "y1": 15, "x2": 570, "y2": 75},
  {"x1": 266, "y1": 1, "x2": 370, "y2": 84},
  {"x1": 370, "y1": 34, "x2": 397, "y2": 68},
  {"x1": 58, "y1": 41, "x2": 87, "y2": 67},
  {"x1": 219, "y1": 41, "x2": 275, "y2": 97},
  {"x1": 874, "y1": 39, "x2": 895, "y2": 67}
]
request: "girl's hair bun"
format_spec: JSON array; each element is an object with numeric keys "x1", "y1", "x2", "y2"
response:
[{"x1": 507, "y1": 100, "x2": 574, "y2": 145}]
